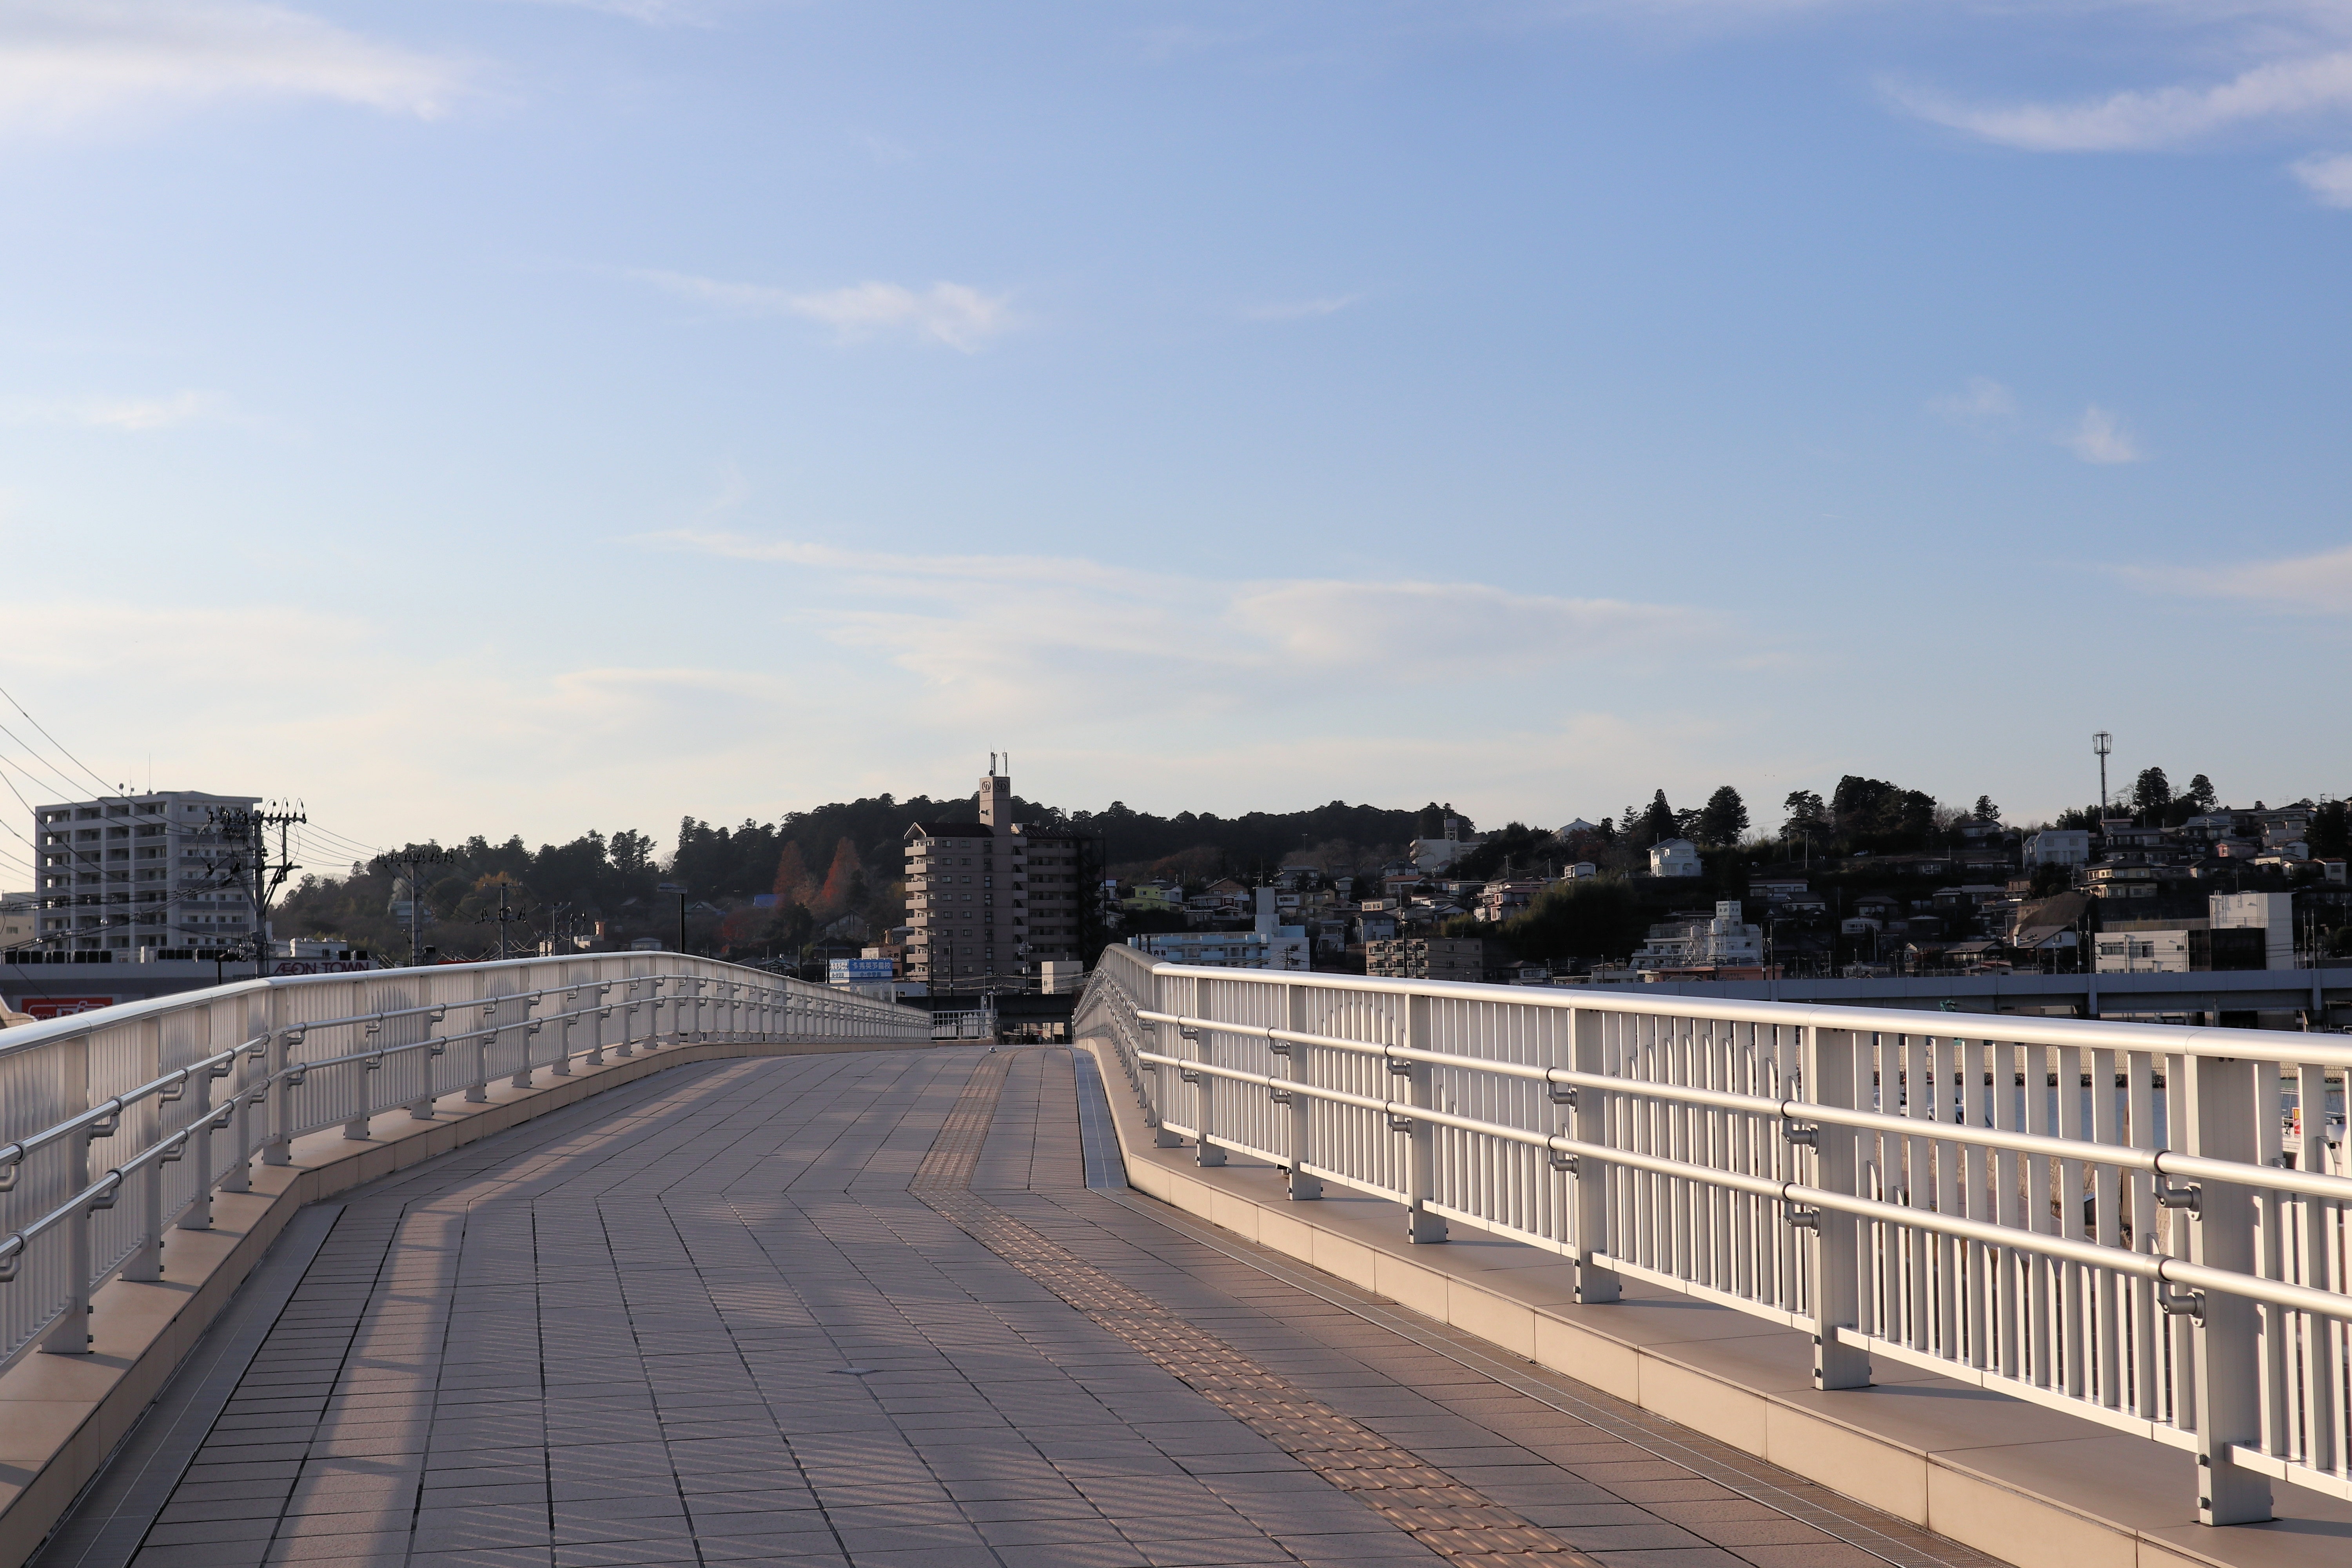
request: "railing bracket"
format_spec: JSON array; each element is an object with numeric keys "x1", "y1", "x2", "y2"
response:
[
  {"x1": 2160, "y1": 1289, "x2": 2205, "y2": 1320},
  {"x1": 1549, "y1": 1150, "x2": 1578, "y2": 1174},
  {"x1": 1784, "y1": 1205, "x2": 1822, "y2": 1230},
  {"x1": 2156, "y1": 1180, "x2": 2201, "y2": 1214},
  {"x1": 1549, "y1": 1083, "x2": 1577, "y2": 1107},
  {"x1": 1782, "y1": 1123, "x2": 1820, "y2": 1147},
  {"x1": 1387, "y1": 1111, "x2": 1415, "y2": 1131}
]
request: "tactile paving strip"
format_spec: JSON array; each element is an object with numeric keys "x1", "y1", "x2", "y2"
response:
[{"x1": 913, "y1": 1049, "x2": 1601, "y2": 1567}]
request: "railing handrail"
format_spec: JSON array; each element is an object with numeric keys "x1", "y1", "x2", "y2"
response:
[
  {"x1": 1079, "y1": 950, "x2": 2352, "y2": 1521},
  {"x1": 1139, "y1": 958, "x2": 2352, "y2": 1067}
]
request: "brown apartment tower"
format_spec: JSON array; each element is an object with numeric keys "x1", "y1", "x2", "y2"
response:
[{"x1": 902, "y1": 761, "x2": 1084, "y2": 988}]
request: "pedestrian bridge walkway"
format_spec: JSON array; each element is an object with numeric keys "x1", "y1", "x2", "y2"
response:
[
  {"x1": 20, "y1": 1044, "x2": 2002, "y2": 1568},
  {"x1": 8, "y1": 950, "x2": 2352, "y2": 1568}
]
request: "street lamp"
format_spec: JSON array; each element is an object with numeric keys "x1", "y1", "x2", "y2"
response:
[{"x1": 657, "y1": 882, "x2": 687, "y2": 954}]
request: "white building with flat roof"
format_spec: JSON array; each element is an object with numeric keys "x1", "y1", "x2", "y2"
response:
[{"x1": 33, "y1": 791, "x2": 261, "y2": 954}]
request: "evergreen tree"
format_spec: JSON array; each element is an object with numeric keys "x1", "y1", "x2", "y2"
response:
[
  {"x1": 1641, "y1": 791, "x2": 1678, "y2": 845},
  {"x1": 1697, "y1": 786, "x2": 1748, "y2": 846}
]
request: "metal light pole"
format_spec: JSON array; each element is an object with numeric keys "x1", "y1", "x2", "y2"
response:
[
  {"x1": 657, "y1": 882, "x2": 686, "y2": 954},
  {"x1": 2093, "y1": 731, "x2": 2112, "y2": 813}
]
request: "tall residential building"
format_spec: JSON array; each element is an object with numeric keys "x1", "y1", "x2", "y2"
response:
[
  {"x1": 901, "y1": 764, "x2": 1085, "y2": 988},
  {"x1": 33, "y1": 791, "x2": 261, "y2": 953}
]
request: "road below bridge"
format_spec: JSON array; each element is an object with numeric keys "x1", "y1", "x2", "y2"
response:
[{"x1": 38, "y1": 1047, "x2": 1999, "y2": 1568}]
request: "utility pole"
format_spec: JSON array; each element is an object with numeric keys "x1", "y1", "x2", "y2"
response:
[
  {"x1": 381, "y1": 848, "x2": 453, "y2": 969},
  {"x1": 208, "y1": 800, "x2": 305, "y2": 981},
  {"x1": 2093, "y1": 731, "x2": 2113, "y2": 813},
  {"x1": 494, "y1": 880, "x2": 520, "y2": 962}
]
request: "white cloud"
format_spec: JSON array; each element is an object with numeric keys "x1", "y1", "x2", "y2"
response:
[
  {"x1": 632, "y1": 532, "x2": 1713, "y2": 725},
  {"x1": 2119, "y1": 541, "x2": 2352, "y2": 611},
  {"x1": 633, "y1": 270, "x2": 1014, "y2": 351},
  {"x1": 0, "y1": 390, "x2": 232, "y2": 431},
  {"x1": 2292, "y1": 150, "x2": 2352, "y2": 204},
  {"x1": 2060, "y1": 405, "x2": 2143, "y2": 463},
  {"x1": 1227, "y1": 580, "x2": 1696, "y2": 666},
  {"x1": 1931, "y1": 375, "x2": 2016, "y2": 426},
  {"x1": 0, "y1": 2, "x2": 466, "y2": 135},
  {"x1": 1244, "y1": 294, "x2": 1367, "y2": 321},
  {"x1": 1888, "y1": 50, "x2": 2352, "y2": 152}
]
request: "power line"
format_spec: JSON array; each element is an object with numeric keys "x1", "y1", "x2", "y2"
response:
[{"x1": 0, "y1": 682, "x2": 122, "y2": 800}]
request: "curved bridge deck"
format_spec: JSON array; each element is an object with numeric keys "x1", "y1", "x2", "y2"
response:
[{"x1": 38, "y1": 1047, "x2": 1996, "y2": 1568}]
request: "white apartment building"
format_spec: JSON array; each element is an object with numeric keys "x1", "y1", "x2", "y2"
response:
[
  {"x1": 1632, "y1": 900, "x2": 1765, "y2": 972},
  {"x1": 1409, "y1": 815, "x2": 1484, "y2": 873},
  {"x1": 33, "y1": 791, "x2": 260, "y2": 953},
  {"x1": 1648, "y1": 838, "x2": 1702, "y2": 877},
  {"x1": 2027, "y1": 830, "x2": 2092, "y2": 867}
]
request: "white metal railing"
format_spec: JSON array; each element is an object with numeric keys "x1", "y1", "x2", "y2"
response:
[
  {"x1": 1075, "y1": 946, "x2": 2352, "y2": 1525},
  {"x1": 0, "y1": 953, "x2": 928, "y2": 1371}
]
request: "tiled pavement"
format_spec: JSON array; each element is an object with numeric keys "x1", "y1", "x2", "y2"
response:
[{"x1": 78, "y1": 1046, "x2": 2003, "y2": 1568}]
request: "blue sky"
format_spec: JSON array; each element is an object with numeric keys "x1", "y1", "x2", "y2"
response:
[{"x1": 0, "y1": 0, "x2": 2346, "y2": 871}]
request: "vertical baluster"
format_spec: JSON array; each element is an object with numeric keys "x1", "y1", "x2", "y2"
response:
[
  {"x1": 1962, "y1": 1036, "x2": 1989, "y2": 1370},
  {"x1": 38, "y1": 1031, "x2": 93, "y2": 1355},
  {"x1": 1993, "y1": 1040, "x2": 2022, "y2": 1381},
  {"x1": 1932, "y1": 1035, "x2": 1960, "y2": 1361},
  {"x1": 2127, "y1": 1049, "x2": 2159, "y2": 1419},
  {"x1": 2298, "y1": 1062, "x2": 2340, "y2": 1477},
  {"x1": 2092, "y1": 1046, "x2": 2122, "y2": 1408},
  {"x1": 2026, "y1": 1043, "x2": 2056, "y2": 1388}
]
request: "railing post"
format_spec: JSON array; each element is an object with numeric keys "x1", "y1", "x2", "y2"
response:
[
  {"x1": 1804, "y1": 1026, "x2": 1871, "y2": 1389},
  {"x1": 262, "y1": 989, "x2": 294, "y2": 1167},
  {"x1": 1567, "y1": 1007, "x2": 1618, "y2": 1302},
  {"x1": 180, "y1": 1008, "x2": 216, "y2": 1231},
  {"x1": 2185, "y1": 1054, "x2": 2272, "y2": 1525},
  {"x1": 343, "y1": 977, "x2": 374, "y2": 1138},
  {"x1": 40, "y1": 1032, "x2": 93, "y2": 1355},
  {"x1": 1147, "y1": 965, "x2": 1183, "y2": 1147},
  {"x1": 221, "y1": 996, "x2": 258, "y2": 1194},
  {"x1": 1192, "y1": 976, "x2": 1224, "y2": 1167},
  {"x1": 125, "y1": 1018, "x2": 166, "y2": 1281},
  {"x1": 1403, "y1": 992, "x2": 1446, "y2": 1244},
  {"x1": 467, "y1": 972, "x2": 492, "y2": 1102},
  {"x1": 1283, "y1": 982, "x2": 1321, "y2": 1200}
]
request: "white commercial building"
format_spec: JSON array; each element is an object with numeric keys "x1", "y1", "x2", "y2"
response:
[
  {"x1": 33, "y1": 790, "x2": 261, "y2": 954},
  {"x1": 2212, "y1": 891, "x2": 2294, "y2": 970},
  {"x1": 1133, "y1": 888, "x2": 1308, "y2": 971},
  {"x1": 1410, "y1": 815, "x2": 1484, "y2": 873}
]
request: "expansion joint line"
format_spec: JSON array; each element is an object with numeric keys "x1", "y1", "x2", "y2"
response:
[{"x1": 910, "y1": 1048, "x2": 1602, "y2": 1567}]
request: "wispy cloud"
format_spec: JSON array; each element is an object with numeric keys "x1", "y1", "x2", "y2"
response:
[
  {"x1": 632, "y1": 271, "x2": 1014, "y2": 350},
  {"x1": 1888, "y1": 50, "x2": 2352, "y2": 152},
  {"x1": 1244, "y1": 293, "x2": 1367, "y2": 321},
  {"x1": 2292, "y1": 151, "x2": 2352, "y2": 204},
  {"x1": 632, "y1": 530, "x2": 1713, "y2": 720},
  {"x1": 1931, "y1": 375, "x2": 2016, "y2": 426},
  {"x1": 0, "y1": 390, "x2": 233, "y2": 431},
  {"x1": 2119, "y1": 541, "x2": 2352, "y2": 611},
  {"x1": 2060, "y1": 405, "x2": 2142, "y2": 464},
  {"x1": 0, "y1": 2, "x2": 467, "y2": 135},
  {"x1": 496, "y1": 0, "x2": 722, "y2": 23}
]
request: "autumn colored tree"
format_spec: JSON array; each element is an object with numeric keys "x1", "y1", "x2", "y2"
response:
[
  {"x1": 771, "y1": 842, "x2": 815, "y2": 908},
  {"x1": 811, "y1": 838, "x2": 864, "y2": 922}
]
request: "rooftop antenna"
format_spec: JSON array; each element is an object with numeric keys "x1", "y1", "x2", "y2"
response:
[
  {"x1": 988, "y1": 751, "x2": 997, "y2": 776},
  {"x1": 2092, "y1": 731, "x2": 2112, "y2": 811}
]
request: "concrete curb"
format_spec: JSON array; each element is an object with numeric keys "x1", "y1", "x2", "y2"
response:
[
  {"x1": 0, "y1": 1034, "x2": 937, "y2": 1568},
  {"x1": 1074, "y1": 1040, "x2": 2352, "y2": 1568}
]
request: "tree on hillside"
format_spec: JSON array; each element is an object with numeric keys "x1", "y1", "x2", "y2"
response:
[
  {"x1": 1640, "y1": 791, "x2": 1678, "y2": 845},
  {"x1": 812, "y1": 838, "x2": 864, "y2": 922},
  {"x1": 1973, "y1": 795, "x2": 2000, "y2": 822},
  {"x1": 1831, "y1": 776, "x2": 1936, "y2": 851},
  {"x1": 772, "y1": 842, "x2": 814, "y2": 906},
  {"x1": 2313, "y1": 800, "x2": 2349, "y2": 860},
  {"x1": 2132, "y1": 767, "x2": 2172, "y2": 819},
  {"x1": 1697, "y1": 786, "x2": 1748, "y2": 847},
  {"x1": 1782, "y1": 790, "x2": 1824, "y2": 831},
  {"x1": 2183, "y1": 774, "x2": 2218, "y2": 814}
]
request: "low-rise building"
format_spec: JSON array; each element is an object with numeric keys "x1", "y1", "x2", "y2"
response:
[
  {"x1": 2027, "y1": 830, "x2": 2092, "y2": 866},
  {"x1": 1632, "y1": 900, "x2": 1764, "y2": 972},
  {"x1": 1365, "y1": 936, "x2": 1492, "y2": 981},
  {"x1": 1647, "y1": 838, "x2": 1702, "y2": 878}
]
